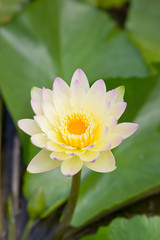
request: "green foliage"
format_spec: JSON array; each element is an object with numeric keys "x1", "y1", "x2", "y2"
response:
[
  {"x1": 126, "y1": 0, "x2": 160, "y2": 64},
  {"x1": 27, "y1": 188, "x2": 45, "y2": 219},
  {"x1": 0, "y1": 0, "x2": 160, "y2": 231},
  {"x1": 0, "y1": 0, "x2": 26, "y2": 24},
  {"x1": 81, "y1": 215, "x2": 160, "y2": 240}
]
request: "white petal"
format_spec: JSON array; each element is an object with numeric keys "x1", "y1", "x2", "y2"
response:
[
  {"x1": 91, "y1": 137, "x2": 111, "y2": 151},
  {"x1": 53, "y1": 77, "x2": 70, "y2": 97},
  {"x1": 65, "y1": 149, "x2": 85, "y2": 156},
  {"x1": 27, "y1": 150, "x2": 61, "y2": 173},
  {"x1": 31, "y1": 134, "x2": 48, "y2": 148},
  {"x1": 71, "y1": 79, "x2": 85, "y2": 109},
  {"x1": 42, "y1": 103, "x2": 57, "y2": 126},
  {"x1": 18, "y1": 119, "x2": 41, "y2": 136},
  {"x1": 50, "y1": 152, "x2": 72, "y2": 161},
  {"x1": 47, "y1": 141, "x2": 64, "y2": 152},
  {"x1": 71, "y1": 68, "x2": 89, "y2": 93},
  {"x1": 31, "y1": 87, "x2": 42, "y2": 100},
  {"x1": 47, "y1": 130, "x2": 64, "y2": 144},
  {"x1": 113, "y1": 123, "x2": 139, "y2": 139},
  {"x1": 109, "y1": 102, "x2": 127, "y2": 119},
  {"x1": 31, "y1": 100, "x2": 43, "y2": 115},
  {"x1": 106, "y1": 89, "x2": 116, "y2": 103},
  {"x1": 34, "y1": 116, "x2": 54, "y2": 133},
  {"x1": 84, "y1": 150, "x2": 116, "y2": 173},
  {"x1": 80, "y1": 151, "x2": 99, "y2": 162},
  {"x1": 108, "y1": 133, "x2": 123, "y2": 149},
  {"x1": 42, "y1": 87, "x2": 54, "y2": 104},
  {"x1": 86, "y1": 79, "x2": 106, "y2": 112},
  {"x1": 53, "y1": 91, "x2": 70, "y2": 114},
  {"x1": 104, "y1": 117, "x2": 117, "y2": 131},
  {"x1": 115, "y1": 86, "x2": 125, "y2": 103},
  {"x1": 61, "y1": 156, "x2": 83, "y2": 176}
]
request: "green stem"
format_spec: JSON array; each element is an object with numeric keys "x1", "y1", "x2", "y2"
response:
[
  {"x1": 53, "y1": 170, "x2": 81, "y2": 240},
  {"x1": 21, "y1": 219, "x2": 34, "y2": 240}
]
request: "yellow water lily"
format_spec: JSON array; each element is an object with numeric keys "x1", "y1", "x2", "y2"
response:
[{"x1": 18, "y1": 69, "x2": 138, "y2": 176}]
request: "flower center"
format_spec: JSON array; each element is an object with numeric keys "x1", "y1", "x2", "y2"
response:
[
  {"x1": 58, "y1": 111, "x2": 96, "y2": 148},
  {"x1": 67, "y1": 119, "x2": 87, "y2": 135}
]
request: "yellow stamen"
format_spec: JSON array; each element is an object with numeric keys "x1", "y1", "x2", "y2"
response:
[{"x1": 58, "y1": 111, "x2": 95, "y2": 148}]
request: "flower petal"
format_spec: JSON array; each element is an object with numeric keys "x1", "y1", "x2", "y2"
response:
[
  {"x1": 61, "y1": 157, "x2": 83, "y2": 176},
  {"x1": 108, "y1": 133, "x2": 123, "y2": 149},
  {"x1": 53, "y1": 91, "x2": 70, "y2": 114},
  {"x1": 71, "y1": 68, "x2": 89, "y2": 93},
  {"x1": 50, "y1": 151, "x2": 72, "y2": 161},
  {"x1": 113, "y1": 123, "x2": 139, "y2": 139},
  {"x1": 18, "y1": 119, "x2": 41, "y2": 136},
  {"x1": 65, "y1": 149, "x2": 85, "y2": 156},
  {"x1": 84, "y1": 150, "x2": 116, "y2": 173},
  {"x1": 86, "y1": 79, "x2": 106, "y2": 111},
  {"x1": 31, "y1": 100, "x2": 43, "y2": 115},
  {"x1": 27, "y1": 150, "x2": 61, "y2": 173},
  {"x1": 104, "y1": 116, "x2": 117, "y2": 131},
  {"x1": 115, "y1": 86, "x2": 125, "y2": 103},
  {"x1": 71, "y1": 79, "x2": 85, "y2": 109},
  {"x1": 42, "y1": 87, "x2": 54, "y2": 104},
  {"x1": 42, "y1": 103, "x2": 57, "y2": 126},
  {"x1": 106, "y1": 89, "x2": 116, "y2": 103},
  {"x1": 109, "y1": 102, "x2": 127, "y2": 119},
  {"x1": 80, "y1": 151, "x2": 99, "y2": 162},
  {"x1": 91, "y1": 137, "x2": 111, "y2": 151},
  {"x1": 31, "y1": 87, "x2": 42, "y2": 101},
  {"x1": 31, "y1": 134, "x2": 48, "y2": 148},
  {"x1": 47, "y1": 141, "x2": 64, "y2": 152},
  {"x1": 53, "y1": 77, "x2": 70, "y2": 97},
  {"x1": 34, "y1": 116, "x2": 54, "y2": 133}
]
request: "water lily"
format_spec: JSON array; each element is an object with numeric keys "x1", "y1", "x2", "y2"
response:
[{"x1": 18, "y1": 69, "x2": 138, "y2": 176}]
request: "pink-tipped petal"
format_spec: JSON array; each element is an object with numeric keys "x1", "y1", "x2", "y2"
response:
[
  {"x1": 71, "y1": 68, "x2": 89, "y2": 93},
  {"x1": 47, "y1": 141, "x2": 64, "y2": 152},
  {"x1": 104, "y1": 117, "x2": 117, "y2": 131},
  {"x1": 27, "y1": 150, "x2": 61, "y2": 173},
  {"x1": 91, "y1": 138, "x2": 111, "y2": 152},
  {"x1": 109, "y1": 102, "x2": 127, "y2": 119},
  {"x1": 30, "y1": 99, "x2": 43, "y2": 115},
  {"x1": 106, "y1": 89, "x2": 116, "y2": 103},
  {"x1": 53, "y1": 77, "x2": 70, "y2": 97},
  {"x1": 113, "y1": 123, "x2": 139, "y2": 139},
  {"x1": 109, "y1": 133, "x2": 123, "y2": 149},
  {"x1": 61, "y1": 156, "x2": 83, "y2": 177},
  {"x1": 31, "y1": 134, "x2": 48, "y2": 148},
  {"x1": 84, "y1": 150, "x2": 116, "y2": 173},
  {"x1": 50, "y1": 152, "x2": 72, "y2": 161},
  {"x1": 80, "y1": 151, "x2": 100, "y2": 162},
  {"x1": 18, "y1": 119, "x2": 41, "y2": 136},
  {"x1": 31, "y1": 87, "x2": 42, "y2": 101},
  {"x1": 42, "y1": 87, "x2": 54, "y2": 104}
]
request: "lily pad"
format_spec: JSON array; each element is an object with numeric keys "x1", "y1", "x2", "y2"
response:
[{"x1": 82, "y1": 215, "x2": 160, "y2": 240}]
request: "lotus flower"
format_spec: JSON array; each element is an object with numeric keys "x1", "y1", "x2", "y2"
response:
[{"x1": 18, "y1": 69, "x2": 138, "y2": 176}]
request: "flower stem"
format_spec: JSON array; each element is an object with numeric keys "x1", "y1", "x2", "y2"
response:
[
  {"x1": 21, "y1": 219, "x2": 34, "y2": 240},
  {"x1": 53, "y1": 170, "x2": 81, "y2": 240}
]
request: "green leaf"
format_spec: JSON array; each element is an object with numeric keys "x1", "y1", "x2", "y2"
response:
[
  {"x1": 71, "y1": 78, "x2": 160, "y2": 226},
  {"x1": 0, "y1": 0, "x2": 26, "y2": 24},
  {"x1": 0, "y1": 0, "x2": 148, "y2": 219},
  {"x1": 90, "y1": 0, "x2": 129, "y2": 9},
  {"x1": 126, "y1": 0, "x2": 160, "y2": 64},
  {"x1": 81, "y1": 215, "x2": 160, "y2": 240}
]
